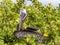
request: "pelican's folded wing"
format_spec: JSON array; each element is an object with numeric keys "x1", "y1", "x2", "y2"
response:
[{"x1": 26, "y1": 27, "x2": 39, "y2": 32}]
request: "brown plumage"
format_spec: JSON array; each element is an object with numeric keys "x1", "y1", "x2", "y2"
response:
[{"x1": 14, "y1": 9, "x2": 44, "y2": 44}]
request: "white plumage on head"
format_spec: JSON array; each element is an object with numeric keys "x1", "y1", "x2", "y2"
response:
[
  {"x1": 20, "y1": 9, "x2": 27, "y2": 15},
  {"x1": 20, "y1": 9, "x2": 27, "y2": 19}
]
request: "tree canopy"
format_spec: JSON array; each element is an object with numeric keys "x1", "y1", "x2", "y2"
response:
[{"x1": 0, "y1": 0, "x2": 60, "y2": 45}]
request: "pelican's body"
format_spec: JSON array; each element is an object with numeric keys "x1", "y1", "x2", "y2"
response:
[
  {"x1": 14, "y1": 9, "x2": 44, "y2": 44},
  {"x1": 14, "y1": 30, "x2": 44, "y2": 43}
]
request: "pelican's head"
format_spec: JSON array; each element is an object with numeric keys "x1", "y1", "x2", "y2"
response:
[{"x1": 20, "y1": 9, "x2": 27, "y2": 15}]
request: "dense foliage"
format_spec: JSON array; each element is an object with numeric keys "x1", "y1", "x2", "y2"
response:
[{"x1": 0, "y1": 0, "x2": 60, "y2": 45}]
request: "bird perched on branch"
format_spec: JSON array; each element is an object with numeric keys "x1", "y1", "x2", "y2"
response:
[{"x1": 14, "y1": 8, "x2": 44, "y2": 44}]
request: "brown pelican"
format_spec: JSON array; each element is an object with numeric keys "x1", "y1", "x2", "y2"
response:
[{"x1": 14, "y1": 9, "x2": 44, "y2": 44}]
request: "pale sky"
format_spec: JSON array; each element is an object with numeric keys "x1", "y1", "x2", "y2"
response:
[
  {"x1": 38, "y1": 0, "x2": 60, "y2": 8},
  {"x1": 0, "y1": 0, "x2": 60, "y2": 8}
]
